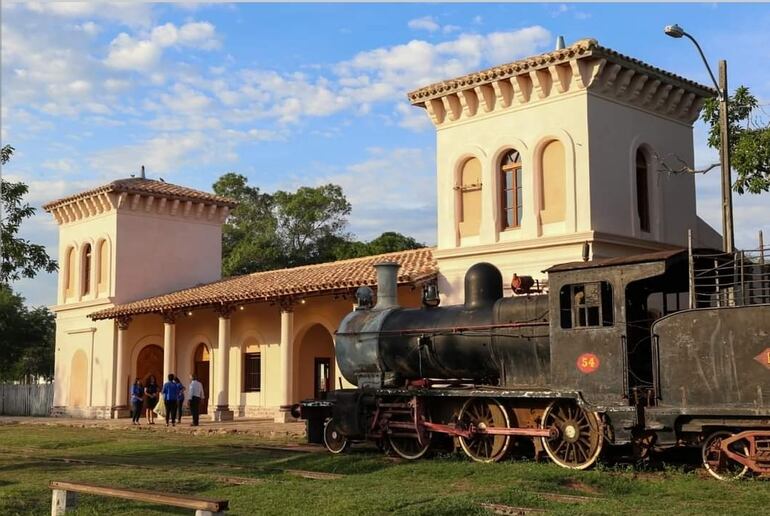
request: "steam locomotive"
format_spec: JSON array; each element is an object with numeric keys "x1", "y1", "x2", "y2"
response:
[{"x1": 300, "y1": 248, "x2": 770, "y2": 479}]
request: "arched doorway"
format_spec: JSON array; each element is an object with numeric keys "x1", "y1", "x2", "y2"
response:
[
  {"x1": 296, "y1": 324, "x2": 335, "y2": 402},
  {"x1": 136, "y1": 344, "x2": 163, "y2": 389},
  {"x1": 69, "y1": 349, "x2": 88, "y2": 407},
  {"x1": 193, "y1": 344, "x2": 210, "y2": 414}
]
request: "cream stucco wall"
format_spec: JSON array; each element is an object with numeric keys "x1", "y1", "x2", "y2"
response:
[{"x1": 429, "y1": 86, "x2": 716, "y2": 305}]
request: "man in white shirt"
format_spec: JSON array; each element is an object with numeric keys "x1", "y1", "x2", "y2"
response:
[{"x1": 188, "y1": 374, "x2": 205, "y2": 426}]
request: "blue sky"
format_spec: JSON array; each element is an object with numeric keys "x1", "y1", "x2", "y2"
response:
[{"x1": 2, "y1": 2, "x2": 769, "y2": 306}]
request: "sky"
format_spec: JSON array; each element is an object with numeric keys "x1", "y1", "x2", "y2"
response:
[{"x1": 2, "y1": 2, "x2": 769, "y2": 307}]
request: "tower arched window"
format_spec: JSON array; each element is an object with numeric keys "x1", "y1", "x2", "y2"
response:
[
  {"x1": 636, "y1": 149, "x2": 650, "y2": 233},
  {"x1": 500, "y1": 149, "x2": 523, "y2": 229},
  {"x1": 457, "y1": 157, "x2": 481, "y2": 237},
  {"x1": 64, "y1": 247, "x2": 76, "y2": 299},
  {"x1": 540, "y1": 140, "x2": 565, "y2": 224},
  {"x1": 82, "y1": 243, "x2": 92, "y2": 296}
]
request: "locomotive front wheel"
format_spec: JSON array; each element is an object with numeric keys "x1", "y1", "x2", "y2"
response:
[
  {"x1": 701, "y1": 431, "x2": 749, "y2": 481},
  {"x1": 323, "y1": 417, "x2": 351, "y2": 454},
  {"x1": 388, "y1": 433, "x2": 432, "y2": 460},
  {"x1": 540, "y1": 401, "x2": 603, "y2": 470},
  {"x1": 458, "y1": 398, "x2": 511, "y2": 463}
]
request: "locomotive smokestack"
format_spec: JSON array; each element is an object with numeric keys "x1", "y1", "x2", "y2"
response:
[{"x1": 374, "y1": 262, "x2": 400, "y2": 309}]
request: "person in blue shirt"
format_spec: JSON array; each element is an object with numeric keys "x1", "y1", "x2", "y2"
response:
[
  {"x1": 130, "y1": 378, "x2": 144, "y2": 425},
  {"x1": 173, "y1": 376, "x2": 185, "y2": 425},
  {"x1": 161, "y1": 373, "x2": 180, "y2": 427}
]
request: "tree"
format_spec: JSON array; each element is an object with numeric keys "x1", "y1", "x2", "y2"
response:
[
  {"x1": 214, "y1": 174, "x2": 426, "y2": 275},
  {"x1": 702, "y1": 86, "x2": 770, "y2": 194},
  {"x1": 332, "y1": 231, "x2": 425, "y2": 260},
  {"x1": 213, "y1": 173, "x2": 281, "y2": 276},
  {"x1": 273, "y1": 184, "x2": 352, "y2": 267},
  {"x1": 0, "y1": 284, "x2": 55, "y2": 382},
  {"x1": 1, "y1": 144, "x2": 58, "y2": 283}
]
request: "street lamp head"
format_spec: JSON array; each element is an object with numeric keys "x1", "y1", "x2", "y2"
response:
[{"x1": 664, "y1": 24, "x2": 685, "y2": 38}]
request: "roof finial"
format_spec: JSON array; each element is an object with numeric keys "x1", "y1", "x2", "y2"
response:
[
  {"x1": 556, "y1": 35, "x2": 566, "y2": 50},
  {"x1": 140, "y1": 165, "x2": 145, "y2": 179}
]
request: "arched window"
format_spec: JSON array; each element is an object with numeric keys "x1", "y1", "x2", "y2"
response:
[
  {"x1": 540, "y1": 140, "x2": 565, "y2": 224},
  {"x1": 64, "y1": 247, "x2": 76, "y2": 299},
  {"x1": 500, "y1": 149, "x2": 523, "y2": 229},
  {"x1": 82, "y1": 243, "x2": 92, "y2": 296},
  {"x1": 636, "y1": 149, "x2": 650, "y2": 233},
  {"x1": 97, "y1": 240, "x2": 109, "y2": 296},
  {"x1": 457, "y1": 157, "x2": 481, "y2": 237}
]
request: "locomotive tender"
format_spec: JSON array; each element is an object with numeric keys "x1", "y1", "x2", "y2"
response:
[{"x1": 305, "y1": 247, "x2": 770, "y2": 479}]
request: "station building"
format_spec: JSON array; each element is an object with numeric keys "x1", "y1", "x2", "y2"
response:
[{"x1": 45, "y1": 38, "x2": 721, "y2": 421}]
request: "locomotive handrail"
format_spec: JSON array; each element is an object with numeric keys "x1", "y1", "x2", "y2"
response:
[{"x1": 335, "y1": 320, "x2": 550, "y2": 337}]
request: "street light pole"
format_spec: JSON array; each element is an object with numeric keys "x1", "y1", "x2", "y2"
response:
[
  {"x1": 664, "y1": 24, "x2": 735, "y2": 253},
  {"x1": 718, "y1": 60, "x2": 735, "y2": 253}
]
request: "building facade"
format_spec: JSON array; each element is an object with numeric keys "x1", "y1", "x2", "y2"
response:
[{"x1": 45, "y1": 38, "x2": 720, "y2": 420}]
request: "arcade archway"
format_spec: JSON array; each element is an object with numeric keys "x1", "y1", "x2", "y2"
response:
[{"x1": 296, "y1": 324, "x2": 335, "y2": 402}]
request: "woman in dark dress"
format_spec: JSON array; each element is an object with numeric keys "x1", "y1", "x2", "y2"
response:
[
  {"x1": 144, "y1": 375, "x2": 159, "y2": 425},
  {"x1": 130, "y1": 378, "x2": 144, "y2": 425}
]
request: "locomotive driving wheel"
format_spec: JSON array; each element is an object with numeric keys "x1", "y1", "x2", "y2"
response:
[
  {"x1": 458, "y1": 398, "x2": 511, "y2": 463},
  {"x1": 541, "y1": 400, "x2": 603, "y2": 470},
  {"x1": 701, "y1": 431, "x2": 749, "y2": 481},
  {"x1": 323, "y1": 417, "x2": 351, "y2": 454}
]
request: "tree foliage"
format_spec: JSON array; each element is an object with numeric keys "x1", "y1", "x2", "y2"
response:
[
  {"x1": 0, "y1": 284, "x2": 55, "y2": 382},
  {"x1": 1, "y1": 144, "x2": 58, "y2": 283},
  {"x1": 702, "y1": 86, "x2": 770, "y2": 194},
  {"x1": 214, "y1": 174, "x2": 425, "y2": 276}
]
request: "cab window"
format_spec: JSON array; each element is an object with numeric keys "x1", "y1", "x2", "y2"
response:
[{"x1": 559, "y1": 282, "x2": 613, "y2": 329}]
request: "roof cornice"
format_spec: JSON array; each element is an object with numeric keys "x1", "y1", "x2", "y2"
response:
[{"x1": 407, "y1": 38, "x2": 716, "y2": 127}]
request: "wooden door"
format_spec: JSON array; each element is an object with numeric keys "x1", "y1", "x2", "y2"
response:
[{"x1": 194, "y1": 361, "x2": 210, "y2": 414}]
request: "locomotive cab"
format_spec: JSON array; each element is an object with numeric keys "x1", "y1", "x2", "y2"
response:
[{"x1": 545, "y1": 249, "x2": 691, "y2": 409}]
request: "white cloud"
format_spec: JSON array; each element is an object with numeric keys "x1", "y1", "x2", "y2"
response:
[
  {"x1": 408, "y1": 16, "x2": 440, "y2": 33},
  {"x1": 104, "y1": 21, "x2": 219, "y2": 72},
  {"x1": 24, "y1": 2, "x2": 153, "y2": 28},
  {"x1": 75, "y1": 21, "x2": 101, "y2": 36}
]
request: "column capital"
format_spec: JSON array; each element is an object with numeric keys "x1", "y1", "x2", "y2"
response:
[
  {"x1": 116, "y1": 316, "x2": 132, "y2": 331},
  {"x1": 215, "y1": 304, "x2": 236, "y2": 319},
  {"x1": 161, "y1": 311, "x2": 177, "y2": 325},
  {"x1": 278, "y1": 297, "x2": 295, "y2": 313}
]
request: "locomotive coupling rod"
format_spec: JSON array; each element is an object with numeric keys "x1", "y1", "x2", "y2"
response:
[{"x1": 422, "y1": 421, "x2": 555, "y2": 439}]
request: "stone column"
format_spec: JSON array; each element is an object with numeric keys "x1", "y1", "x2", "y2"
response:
[
  {"x1": 213, "y1": 305, "x2": 234, "y2": 421},
  {"x1": 276, "y1": 302, "x2": 295, "y2": 423},
  {"x1": 162, "y1": 313, "x2": 176, "y2": 381},
  {"x1": 112, "y1": 316, "x2": 132, "y2": 418}
]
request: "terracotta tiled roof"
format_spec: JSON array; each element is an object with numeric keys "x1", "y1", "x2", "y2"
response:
[
  {"x1": 89, "y1": 247, "x2": 437, "y2": 320},
  {"x1": 407, "y1": 38, "x2": 715, "y2": 104},
  {"x1": 43, "y1": 178, "x2": 237, "y2": 211}
]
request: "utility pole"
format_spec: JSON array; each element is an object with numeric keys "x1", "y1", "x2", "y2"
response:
[{"x1": 718, "y1": 60, "x2": 735, "y2": 254}]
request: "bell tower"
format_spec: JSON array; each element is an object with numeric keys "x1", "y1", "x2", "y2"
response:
[
  {"x1": 43, "y1": 177, "x2": 236, "y2": 417},
  {"x1": 408, "y1": 38, "x2": 720, "y2": 303}
]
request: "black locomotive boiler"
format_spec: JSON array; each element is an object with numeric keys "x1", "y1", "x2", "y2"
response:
[{"x1": 300, "y1": 248, "x2": 770, "y2": 479}]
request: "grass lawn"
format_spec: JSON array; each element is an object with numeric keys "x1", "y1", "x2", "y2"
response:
[{"x1": 0, "y1": 422, "x2": 767, "y2": 515}]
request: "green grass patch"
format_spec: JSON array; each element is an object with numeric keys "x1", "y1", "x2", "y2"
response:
[{"x1": 0, "y1": 424, "x2": 767, "y2": 515}]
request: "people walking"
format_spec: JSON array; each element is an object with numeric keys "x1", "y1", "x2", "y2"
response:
[
  {"x1": 188, "y1": 374, "x2": 204, "y2": 426},
  {"x1": 144, "y1": 375, "x2": 159, "y2": 425},
  {"x1": 130, "y1": 378, "x2": 144, "y2": 425},
  {"x1": 174, "y1": 376, "x2": 185, "y2": 424},
  {"x1": 161, "y1": 373, "x2": 180, "y2": 427}
]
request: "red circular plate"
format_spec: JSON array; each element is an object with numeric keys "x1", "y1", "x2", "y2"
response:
[{"x1": 577, "y1": 353, "x2": 600, "y2": 374}]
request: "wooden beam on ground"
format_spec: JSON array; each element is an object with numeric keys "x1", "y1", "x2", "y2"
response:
[{"x1": 49, "y1": 481, "x2": 228, "y2": 513}]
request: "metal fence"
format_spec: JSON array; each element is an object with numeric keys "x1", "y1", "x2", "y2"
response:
[{"x1": 0, "y1": 383, "x2": 53, "y2": 416}]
